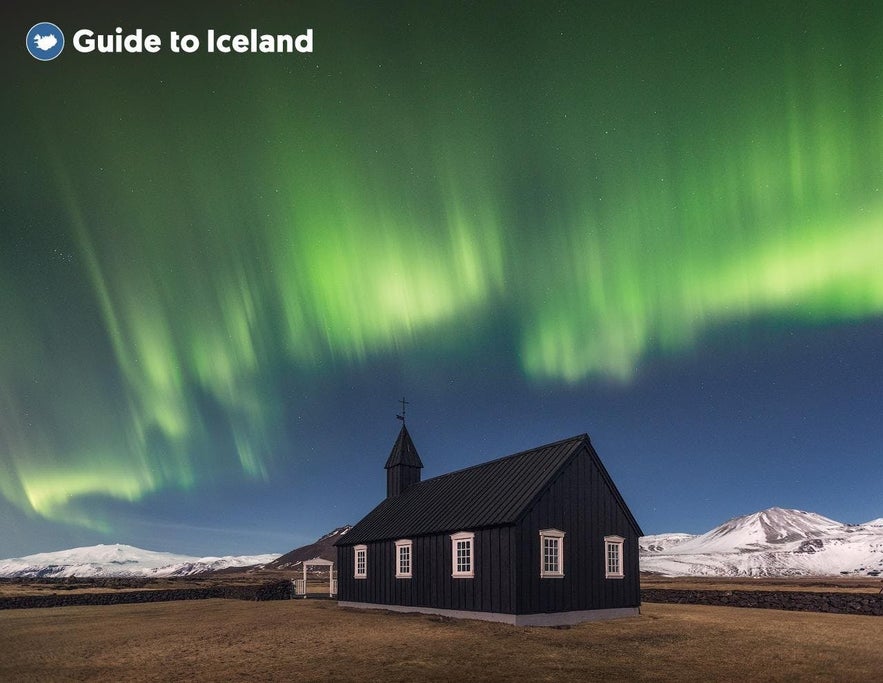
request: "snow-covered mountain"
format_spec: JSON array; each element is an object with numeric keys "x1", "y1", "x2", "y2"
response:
[
  {"x1": 641, "y1": 507, "x2": 883, "y2": 577},
  {"x1": 0, "y1": 544, "x2": 280, "y2": 578},
  {"x1": 264, "y1": 525, "x2": 351, "y2": 570},
  {"x1": 639, "y1": 533, "x2": 696, "y2": 553}
]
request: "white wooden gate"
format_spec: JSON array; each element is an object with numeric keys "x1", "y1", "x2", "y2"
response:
[{"x1": 292, "y1": 558, "x2": 336, "y2": 598}]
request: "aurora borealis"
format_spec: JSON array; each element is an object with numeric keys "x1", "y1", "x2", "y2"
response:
[{"x1": 2, "y1": 1, "x2": 882, "y2": 556}]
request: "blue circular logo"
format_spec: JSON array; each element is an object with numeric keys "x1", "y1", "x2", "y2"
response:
[{"x1": 27, "y1": 22, "x2": 65, "y2": 61}]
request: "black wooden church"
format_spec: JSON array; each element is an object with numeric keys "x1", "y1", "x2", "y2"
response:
[{"x1": 335, "y1": 424, "x2": 643, "y2": 626}]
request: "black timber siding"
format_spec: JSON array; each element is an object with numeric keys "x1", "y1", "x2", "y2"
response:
[
  {"x1": 337, "y1": 526, "x2": 517, "y2": 614},
  {"x1": 386, "y1": 463, "x2": 421, "y2": 499},
  {"x1": 514, "y1": 443, "x2": 641, "y2": 614}
]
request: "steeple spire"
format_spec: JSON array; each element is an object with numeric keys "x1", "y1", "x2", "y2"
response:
[{"x1": 384, "y1": 422, "x2": 423, "y2": 497}]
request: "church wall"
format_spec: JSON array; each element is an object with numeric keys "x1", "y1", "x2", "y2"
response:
[
  {"x1": 336, "y1": 525, "x2": 517, "y2": 614},
  {"x1": 514, "y1": 443, "x2": 641, "y2": 614}
]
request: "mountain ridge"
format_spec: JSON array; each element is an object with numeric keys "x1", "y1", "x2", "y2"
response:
[
  {"x1": 0, "y1": 543, "x2": 280, "y2": 579},
  {"x1": 641, "y1": 507, "x2": 883, "y2": 577},
  {"x1": 4, "y1": 507, "x2": 879, "y2": 579},
  {"x1": 263, "y1": 525, "x2": 351, "y2": 570}
]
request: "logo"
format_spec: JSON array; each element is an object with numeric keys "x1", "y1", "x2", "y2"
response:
[{"x1": 27, "y1": 22, "x2": 65, "y2": 61}]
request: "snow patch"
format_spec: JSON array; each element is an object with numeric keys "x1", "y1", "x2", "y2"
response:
[
  {"x1": 641, "y1": 507, "x2": 883, "y2": 578},
  {"x1": 0, "y1": 543, "x2": 280, "y2": 578}
]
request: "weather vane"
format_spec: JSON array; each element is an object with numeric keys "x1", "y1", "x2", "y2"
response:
[{"x1": 396, "y1": 396, "x2": 409, "y2": 423}]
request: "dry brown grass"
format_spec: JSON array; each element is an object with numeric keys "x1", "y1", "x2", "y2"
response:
[
  {"x1": 1, "y1": 599, "x2": 881, "y2": 682},
  {"x1": 0, "y1": 573, "x2": 297, "y2": 598},
  {"x1": 641, "y1": 575, "x2": 883, "y2": 594},
  {"x1": 6, "y1": 573, "x2": 878, "y2": 599}
]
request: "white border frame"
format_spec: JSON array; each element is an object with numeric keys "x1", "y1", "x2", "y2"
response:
[
  {"x1": 604, "y1": 535, "x2": 624, "y2": 579},
  {"x1": 539, "y1": 528, "x2": 565, "y2": 578},
  {"x1": 394, "y1": 539, "x2": 413, "y2": 579},
  {"x1": 354, "y1": 544, "x2": 367, "y2": 579},
  {"x1": 450, "y1": 531, "x2": 475, "y2": 578}
]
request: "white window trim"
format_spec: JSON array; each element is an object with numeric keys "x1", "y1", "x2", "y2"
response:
[
  {"x1": 354, "y1": 544, "x2": 367, "y2": 579},
  {"x1": 450, "y1": 531, "x2": 475, "y2": 578},
  {"x1": 394, "y1": 539, "x2": 413, "y2": 579},
  {"x1": 604, "y1": 535, "x2": 625, "y2": 579},
  {"x1": 539, "y1": 528, "x2": 565, "y2": 578}
]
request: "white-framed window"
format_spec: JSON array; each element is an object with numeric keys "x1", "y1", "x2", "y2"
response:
[
  {"x1": 395, "y1": 539, "x2": 413, "y2": 579},
  {"x1": 605, "y1": 535, "x2": 624, "y2": 579},
  {"x1": 354, "y1": 544, "x2": 367, "y2": 579},
  {"x1": 539, "y1": 528, "x2": 565, "y2": 578},
  {"x1": 450, "y1": 531, "x2": 475, "y2": 578}
]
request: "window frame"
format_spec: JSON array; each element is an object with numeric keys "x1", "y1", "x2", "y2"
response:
[
  {"x1": 354, "y1": 544, "x2": 367, "y2": 579},
  {"x1": 394, "y1": 539, "x2": 413, "y2": 579},
  {"x1": 450, "y1": 531, "x2": 475, "y2": 578},
  {"x1": 604, "y1": 535, "x2": 625, "y2": 579},
  {"x1": 539, "y1": 528, "x2": 565, "y2": 578}
]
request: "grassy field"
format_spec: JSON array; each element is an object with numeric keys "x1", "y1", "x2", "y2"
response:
[
  {"x1": 640, "y1": 574, "x2": 883, "y2": 594},
  {"x1": 0, "y1": 571, "x2": 330, "y2": 599},
  {"x1": 2, "y1": 599, "x2": 881, "y2": 681},
  {"x1": 0, "y1": 578, "x2": 213, "y2": 598},
  {"x1": 4, "y1": 573, "x2": 878, "y2": 598}
]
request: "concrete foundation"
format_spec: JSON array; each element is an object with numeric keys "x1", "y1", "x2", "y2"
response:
[{"x1": 337, "y1": 601, "x2": 640, "y2": 626}]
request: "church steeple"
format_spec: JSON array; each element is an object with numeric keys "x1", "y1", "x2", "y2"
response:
[{"x1": 385, "y1": 423, "x2": 423, "y2": 498}]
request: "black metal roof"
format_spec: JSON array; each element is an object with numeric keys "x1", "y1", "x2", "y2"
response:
[
  {"x1": 339, "y1": 433, "x2": 641, "y2": 546},
  {"x1": 384, "y1": 424, "x2": 424, "y2": 469}
]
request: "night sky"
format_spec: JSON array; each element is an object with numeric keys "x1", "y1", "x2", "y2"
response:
[{"x1": 2, "y1": 1, "x2": 882, "y2": 558}]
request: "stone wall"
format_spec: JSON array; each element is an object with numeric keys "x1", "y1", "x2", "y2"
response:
[
  {"x1": 0, "y1": 580, "x2": 294, "y2": 610},
  {"x1": 641, "y1": 589, "x2": 883, "y2": 616},
  {"x1": 7, "y1": 583, "x2": 881, "y2": 616}
]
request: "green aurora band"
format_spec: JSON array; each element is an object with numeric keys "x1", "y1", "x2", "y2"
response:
[{"x1": 2, "y1": 4, "x2": 882, "y2": 529}]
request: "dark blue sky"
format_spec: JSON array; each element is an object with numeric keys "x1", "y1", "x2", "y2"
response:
[{"x1": 1, "y1": 1, "x2": 881, "y2": 557}]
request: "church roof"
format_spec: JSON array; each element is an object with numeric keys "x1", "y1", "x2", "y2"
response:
[
  {"x1": 384, "y1": 424, "x2": 424, "y2": 469},
  {"x1": 338, "y1": 433, "x2": 641, "y2": 545}
]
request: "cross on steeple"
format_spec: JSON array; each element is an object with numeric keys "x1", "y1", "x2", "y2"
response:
[
  {"x1": 385, "y1": 406, "x2": 423, "y2": 497},
  {"x1": 396, "y1": 396, "x2": 409, "y2": 423}
]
